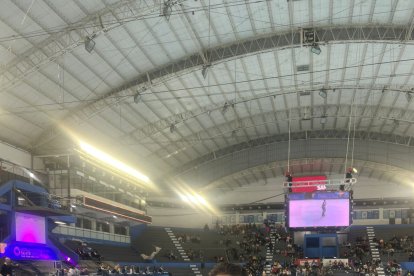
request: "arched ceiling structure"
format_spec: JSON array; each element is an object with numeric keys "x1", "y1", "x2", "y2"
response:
[{"x1": 0, "y1": 0, "x2": 414, "y2": 193}]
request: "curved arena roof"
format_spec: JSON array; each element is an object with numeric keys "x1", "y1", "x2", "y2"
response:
[{"x1": 0, "y1": 0, "x2": 414, "y2": 193}]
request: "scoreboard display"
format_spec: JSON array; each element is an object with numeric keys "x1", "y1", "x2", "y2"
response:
[
  {"x1": 291, "y1": 175, "x2": 327, "y2": 193},
  {"x1": 287, "y1": 191, "x2": 351, "y2": 229}
]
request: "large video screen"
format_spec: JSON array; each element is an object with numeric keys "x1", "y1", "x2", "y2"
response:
[
  {"x1": 292, "y1": 175, "x2": 327, "y2": 193},
  {"x1": 288, "y1": 191, "x2": 350, "y2": 228},
  {"x1": 15, "y1": 213, "x2": 46, "y2": 244}
]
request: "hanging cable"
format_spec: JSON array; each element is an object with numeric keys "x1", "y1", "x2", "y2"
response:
[
  {"x1": 287, "y1": 109, "x2": 291, "y2": 173},
  {"x1": 350, "y1": 1, "x2": 362, "y2": 170},
  {"x1": 351, "y1": 99, "x2": 357, "y2": 170},
  {"x1": 344, "y1": 103, "x2": 353, "y2": 173}
]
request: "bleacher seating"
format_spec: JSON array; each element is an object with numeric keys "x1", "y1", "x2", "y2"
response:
[
  {"x1": 371, "y1": 225, "x2": 414, "y2": 263},
  {"x1": 5, "y1": 223, "x2": 414, "y2": 275},
  {"x1": 171, "y1": 227, "x2": 230, "y2": 262}
]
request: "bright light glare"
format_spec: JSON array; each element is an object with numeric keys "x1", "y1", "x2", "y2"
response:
[
  {"x1": 79, "y1": 141, "x2": 150, "y2": 183},
  {"x1": 196, "y1": 194, "x2": 207, "y2": 205},
  {"x1": 352, "y1": 168, "x2": 358, "y2": 173},
  {"x1": 188, "y1": 195, "x2": 198, "y2": 204},
  {"x1": 29, "y1": 172, "x2": 34, "y2": 178},
  {"x1": 179, "y1": 193, "x2": 207, "y2": 205},
  {"x1": 174, "y1": 185, "x2": 220, "y2": 216},
  {"x1": 179, "y1": 193, "x2": 189, "y2": 202}
]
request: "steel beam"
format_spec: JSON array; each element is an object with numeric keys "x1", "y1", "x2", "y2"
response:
[{"x1": 32, "y1": 25, "x2": 414, "y2": 148}]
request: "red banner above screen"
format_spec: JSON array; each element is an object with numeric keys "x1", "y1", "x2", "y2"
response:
[{"x1": 292, "y1": 175, "x2": 327, "y2": 193}]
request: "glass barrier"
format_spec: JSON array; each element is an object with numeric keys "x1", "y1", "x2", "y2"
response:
[{"x1": 53, "y1": 225, "x2": 130, "y2": 244}]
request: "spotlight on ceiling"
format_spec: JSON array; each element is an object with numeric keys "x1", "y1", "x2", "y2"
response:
[
  {"x1": 311, "y1": 43, "x2": 321, "y2": 55},
  {"x1": 133, "y1": 92, "x2": 141, "y2": 104},
  {"x1": 318, "y1": 89, "x2": 327, "y2": 98},
  {"x1": 406, "y1": 92, "x2": 412, "y2": 102},
  {"x1": 84, "y1": 36, "x2": 96, "y2": 53},
  {"x1": 170, "y1": 123, "x2": 175, "y2": 133}
]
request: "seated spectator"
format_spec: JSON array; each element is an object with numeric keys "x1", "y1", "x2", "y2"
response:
[
  {"x1": 167, "y1": 250, "x2": 176, "y2": 260},
  {"x1": 0, "y1": 258, "x2": 18, "y2": 276}
]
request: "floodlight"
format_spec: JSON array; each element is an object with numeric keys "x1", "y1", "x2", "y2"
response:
[
  {"x1": 84, "y1": 36, "x2": 95, "y2": 53},
  {"x1": 201, "y1": 64, "x2": 211, "y2": 79},
  {"x1": 311, "y1": 43, "x2": 321, "y2": 55},
  {"x1": 201, "y1": 66, "x2": 208, "y2": 79},
  {"x1": 133, "y1": 92, "x2": 141, "y2": 103},
  {"x1": 319, "y1": 89, "x2": 327, "y2": 98},
  {"x1": 320, "y1": 116, "x2": 327, "y2": 124}
]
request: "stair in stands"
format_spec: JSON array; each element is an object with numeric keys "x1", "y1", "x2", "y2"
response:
[
  {"x1": 190, "y1": 264, "x2": 203, "y2": 276},
  {"x1": 366, "y1": 226, "x2": 385, "y2": 276},
  {"x1": 264, "y1": 227, "x2": 277, "y2": 275},
  {"x1": 165, "y1": 228, "x2": 189, "y2": 261},
  {"x1": 165, "y1": 228, "x2": 203, "y2": 275}
]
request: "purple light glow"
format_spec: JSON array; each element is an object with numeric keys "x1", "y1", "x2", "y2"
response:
[
  {"x1": 289, "y1": 199, "x2": 350, "y2": 228},
  {"x1": 15, "y1": 213, "x2": 46, "y2": 244}
]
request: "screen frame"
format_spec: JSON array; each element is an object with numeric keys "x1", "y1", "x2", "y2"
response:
[
  {"x1": 285, "y1": 191, "x2": 352, "y2": 231},
  {"x1": 15, "y1": 212, "x2": 47, "y2": 244}
]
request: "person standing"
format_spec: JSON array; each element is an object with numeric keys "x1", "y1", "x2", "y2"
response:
[
  {"x1": 0, "y1": 258, "x2": 18, "y2": 276},
  {"x1": 322, "y1": 200, "x2": 327, "y2": 217}
]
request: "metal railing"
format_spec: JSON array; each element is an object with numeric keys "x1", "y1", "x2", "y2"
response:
[{"x1": 53, "y1": 225, "x2": 130, "y2": 244}]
